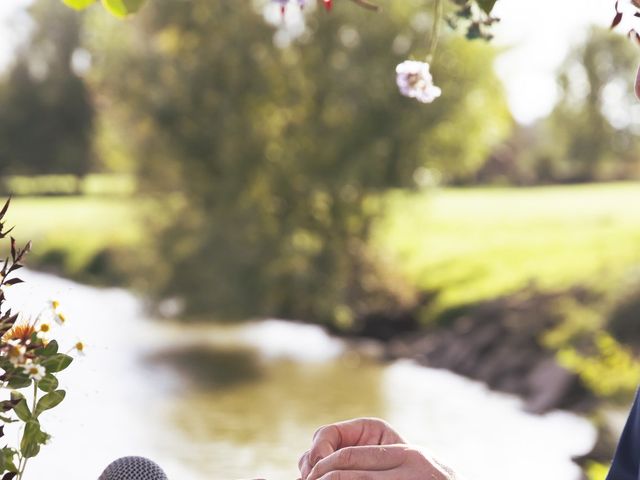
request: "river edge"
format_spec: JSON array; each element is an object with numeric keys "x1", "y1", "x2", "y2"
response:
[
  {"x1": 328, "y1": 288, "x2": 627, "y2": 478},
  {"x1": 340, "y1": 333, "x2": 615, "y2": 478}
]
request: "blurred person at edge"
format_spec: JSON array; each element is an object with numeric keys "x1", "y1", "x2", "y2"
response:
[{"x1": 294, "y1": 69, "x2": 640, "y2": 480}]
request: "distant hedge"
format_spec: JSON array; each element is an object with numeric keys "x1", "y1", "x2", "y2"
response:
[{"x1": 0, "y1": 174, "x2": 136, "y2": 197}]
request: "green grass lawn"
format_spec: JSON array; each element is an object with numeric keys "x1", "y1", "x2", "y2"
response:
[
  {"x1": 3, "y1": 196, "x2": 141, "y2": 273},
  {"x1": 5, "y1": 183, "x2": 640, "y2": 315},
  {"x1": 373, "y1": 182, "x2": 640, "y2": 318}
]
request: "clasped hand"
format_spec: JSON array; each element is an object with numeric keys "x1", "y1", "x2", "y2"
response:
[{"x1": 296, "y1": 418, "x2": 456, "y2": 480}]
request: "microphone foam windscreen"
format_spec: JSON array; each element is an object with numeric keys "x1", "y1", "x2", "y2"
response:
[{"x1": 98, "y1": 456, "x2": 169, "y2": 480}]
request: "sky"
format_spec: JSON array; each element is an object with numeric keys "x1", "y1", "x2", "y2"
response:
[
  {"x1": 491, "y1": 0, "x2": 616, "y2": 123},
  {"x1": 0, "y1": 1, "x2": 32, "y2": 70},
  {"x1": 0, "y1": 0, "x2": 630, "y2": 124}
]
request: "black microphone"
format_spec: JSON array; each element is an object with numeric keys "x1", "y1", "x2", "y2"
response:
[{"x1": 98, "y1": 456, "x2": 168, "y2": 480}]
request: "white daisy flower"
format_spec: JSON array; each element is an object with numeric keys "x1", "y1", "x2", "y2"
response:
[{"x1": 23, "y1": 361, "x2": 46, "y2": 382}]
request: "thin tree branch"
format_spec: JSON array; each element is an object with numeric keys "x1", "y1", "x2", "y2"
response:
[{"x1": 347, "y1": 0, "x2": 381, "y2": 12}]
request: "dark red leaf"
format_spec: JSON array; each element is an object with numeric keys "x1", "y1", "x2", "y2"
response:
[
  {"x1": 9, "y1": 237, "x2": 16, "y2": 262},
  {"x1": 0, "y1": 198, "x2": 10, "y2": 221},
  {"x1": 0, "y1": 225, "x2": 14, "y2": 239},
  {"x1": 19, "y1": 240, "x2": 32, "y2": 260},
  {"x1": 4, "y1": 278, "x2": 23, "y2": 286},
  {"x1": 612, "y1": 11, "x2": 623, "y2": 28},
  {"x1": 7, "y1": 264, "x2": 22, "y2": 274}
]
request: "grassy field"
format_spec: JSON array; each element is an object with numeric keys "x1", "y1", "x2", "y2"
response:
[
  {"x1": 373, "y1": 182, "x2": 640, "y2": 317},
  {"x1": 4, "y1": 183, "x2": 640, "y2": 314},
  {"x1": 3, "y1": 196, "x2": 141, "y2": 273}
]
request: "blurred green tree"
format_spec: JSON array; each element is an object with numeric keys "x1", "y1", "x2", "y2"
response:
[
  {"x1": 475, "y1": 28, "x2": 640, "y2": 185},
  {"x1": 546, "y1": 27, "x2": 640, "y2": 182},
  {"x1": 484, "y1": 28, "x2": 640, "y2": 185},
  {"x1": 0, "y1": 0, "x2": 94, "y2": 177},
  {"x1": 90, "y1": 1, "x2": 511, "y2": 327}
]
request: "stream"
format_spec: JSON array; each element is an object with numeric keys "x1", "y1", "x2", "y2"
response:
[{"x1": 5, "y1": 270, "x2": 596, "y2": 480}]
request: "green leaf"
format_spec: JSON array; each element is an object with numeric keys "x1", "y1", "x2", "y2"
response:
[
  {"x1": 41, "y1": 354, "x2": 73, "y2": 373},
  {"x1": 20, "y1": 421, "x2": 49, "y2": 458},
  {"x1": 34, "y1": 390, "x2": 65, "y2": 418},
  {"x1": 12, "y1": 399, "x2": 31, "y2": 423},
  {"x1": 35, "y1": 340, "x2": 58, "y2": 358},
  {"x1": 62, "y1": 0, "x2": 98, "y2": 10},
  {"x1": 0, "y1": 447, "x2": 18, "y2": 473},
  {"x1": 37, "y1": 374, "x2": 59, "y2": 393},
  {"x1": 476, "y1": 0, "x2": 497, "y2": 14},
  {"x1": 101, "y1": 0, "x2": 146, "y2": 18},
  {"x1": 6, "y1": 373, "x2": 30, "y2": 389},
  {"x1": 0, "y1": 358, "x2": 13, "y2": 371}
]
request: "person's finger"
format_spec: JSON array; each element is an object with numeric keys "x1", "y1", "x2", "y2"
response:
[
  {"x1": 307, "y1": 446, "x2": 405, "y2": 480},
  {"x1": 308, "y1": 418, "x2": 403, "y2": 463},
  {"x1": 299, "y1": 450, "x2": 313, "y2": 480},
  {"x1": 303, "y1": 418, "x2": 405, "y2": 479},
  {"x1": 317, "y1": 470, "x2": 396, "y2": 480},
  {"x1": 299, "y1": 450, "x2": 310, "y2": 471},
  {"x1": 302, "y1": 438, "x2": 335, "y2": 479},
  {"x1": 311, "y1": 423, "x2": 343, "y2": 452},
  {"x1": 303, "y1": 423, "x2": 344, "y2": 478}
]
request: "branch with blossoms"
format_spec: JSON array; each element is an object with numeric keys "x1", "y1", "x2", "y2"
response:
[
  {"x1": 61, "y1": 0, "x2": 500, "y2": 103},
  {"x1": 62, "y1": 0, "x2": 640, "y2": 103},
  {"x1": 275, "y1": 0, "x2": 381, "y2": 14},
  {"x1": 0, "y1": 198, "x2": 83, "y2": 480},
  {"x1": 275, "y1": 0, "x2": 499, "y2": 103},
  {"x1": 611, "y1": 0, "x2": 640, "y2": 41}
]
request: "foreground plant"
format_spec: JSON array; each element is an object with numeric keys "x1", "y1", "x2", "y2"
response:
[{"x1": 0, "y1": 198, "x2": 81, "y2": 480}]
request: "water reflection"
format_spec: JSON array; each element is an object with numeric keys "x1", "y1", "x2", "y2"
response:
[
  {"x1": 152, "y1": 344, "x2": 385, "y2": 479},
  {"x1": 148, "y1": 346, "x2": 264, "y2": 390}
]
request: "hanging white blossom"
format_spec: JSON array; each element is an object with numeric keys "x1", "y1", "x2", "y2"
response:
[{"x1": 395, "y1": 60, "x2": 442, "y2": 104}]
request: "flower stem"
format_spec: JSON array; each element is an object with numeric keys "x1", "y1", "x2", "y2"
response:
[
  {"x1": 426, "y1": 0, "x2": 444, "y2": 63},
  {"x1": 16, "y1": 383, "x2": 38, "y2": 480},
  {"x1": 17, "y1": 457, "x2": 25, "y2": 480},
  {"x1": 31, "y1": 381, "x2": 37, "y2": 415},
  {"x1": 347, "y1": 0, "x2": 381, "y2": 11}
]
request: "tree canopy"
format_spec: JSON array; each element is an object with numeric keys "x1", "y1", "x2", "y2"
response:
[
  {"x1": 88, "y1": 1, "x2": 511, "y2": 326},
  {"x1": 0, "y1": 1, "x2": 94, "y2": 176}
]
